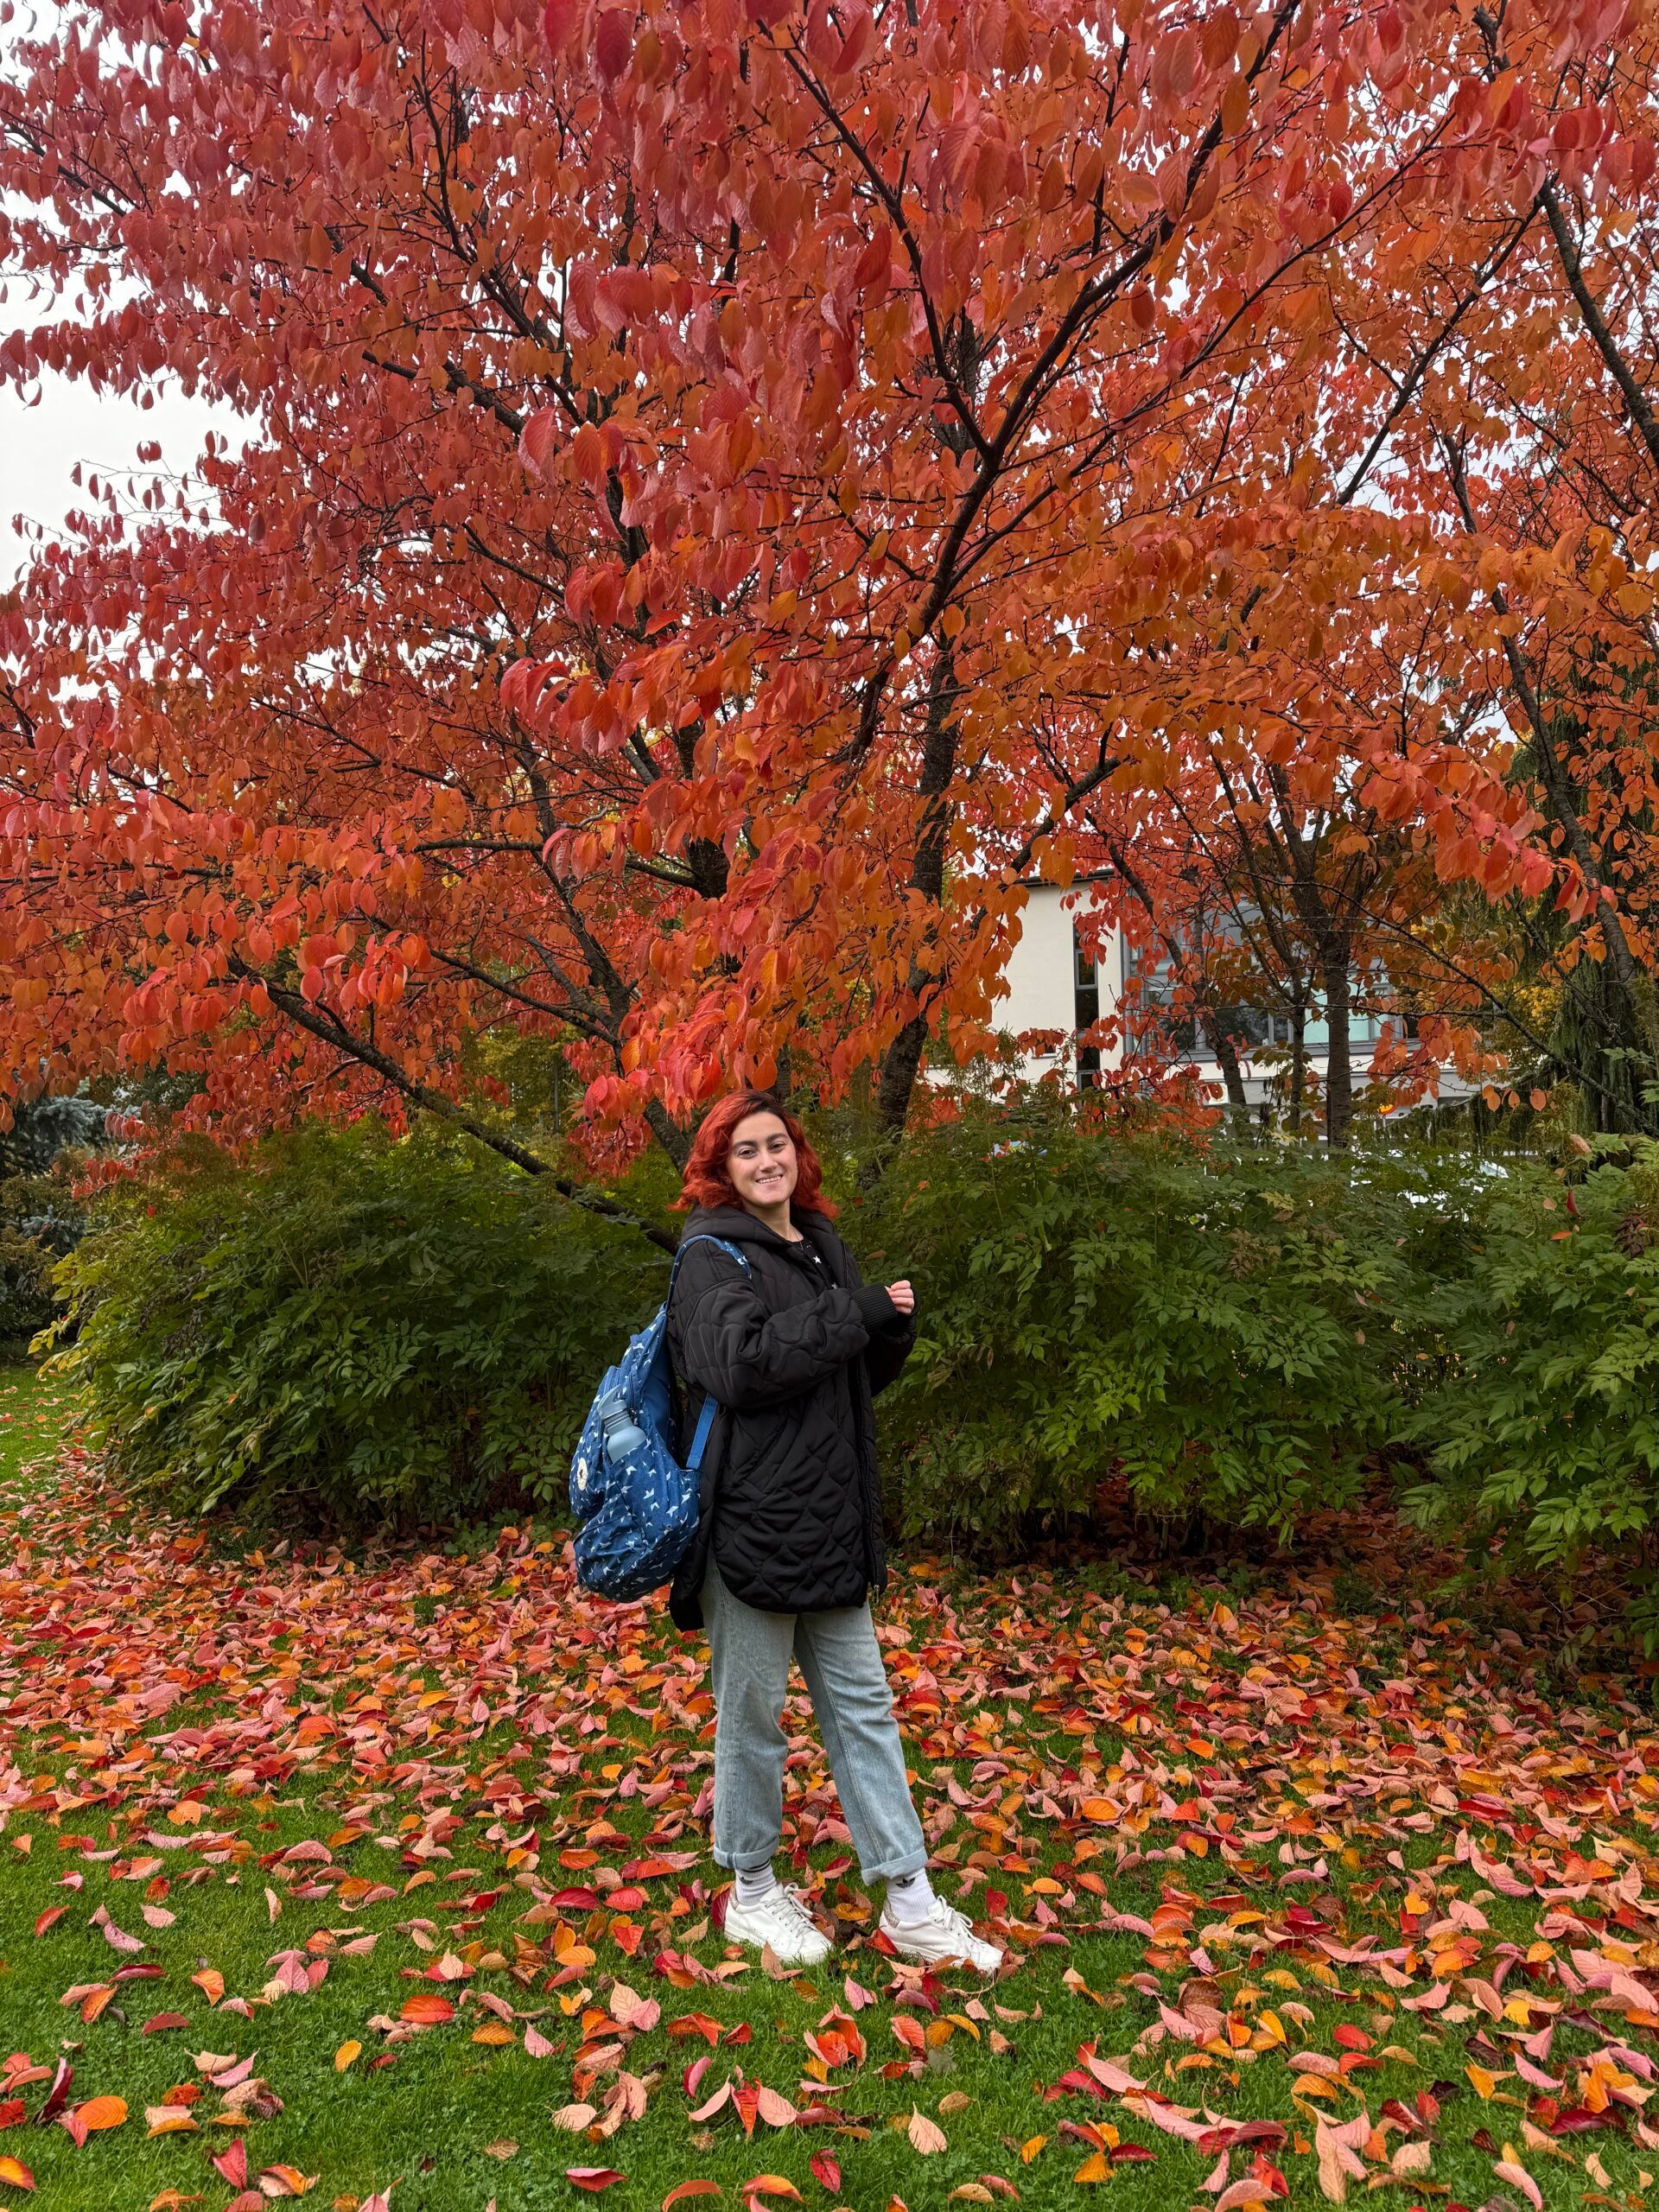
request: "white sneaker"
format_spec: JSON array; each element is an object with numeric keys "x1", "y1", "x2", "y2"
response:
[
  {"x1": 880, "y1": 1897, "x2": 1005, "y2": 1974},
  {"x1": 723, "y1": 1882, "x2": 834, "y2": 1967}
]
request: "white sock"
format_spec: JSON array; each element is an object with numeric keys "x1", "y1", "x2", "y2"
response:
[
  {"x1": 886, "y1": 1868, "x2": 936, "y2": 1926},
  {"x1": 734, "y1": 1862, "x2": 780, "y2": 1907}
]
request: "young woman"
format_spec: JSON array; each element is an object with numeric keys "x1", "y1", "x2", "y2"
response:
[{"x1": 667, "y1": 1090, "x2": 1002, "y2": 1974}]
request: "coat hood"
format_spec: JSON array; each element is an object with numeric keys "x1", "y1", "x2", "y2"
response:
[{"x1": 677, "y1": 1203, "x2": 840, "y2": 1255}]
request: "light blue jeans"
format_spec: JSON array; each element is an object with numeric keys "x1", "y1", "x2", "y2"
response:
[{"x1": 702, "y1": 1562, "x2": 928, "y2": 1882}]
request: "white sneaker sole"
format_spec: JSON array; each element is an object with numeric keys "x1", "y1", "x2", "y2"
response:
[
  {"x1": 722, "y1": 1903, "x2": 832, "y2": 1967},
  {"x1": 880, "y1": 1917, "x2": 1004, "y2": 1974}
]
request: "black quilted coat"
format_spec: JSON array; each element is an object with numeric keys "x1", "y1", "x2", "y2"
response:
[{"x1": 665, "y1": 1204, "x2": 915, "y2": 1630}]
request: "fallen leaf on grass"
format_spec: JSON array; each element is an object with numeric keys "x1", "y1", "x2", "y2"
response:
[
  {"x1": 907, "y1": 2108, "x2": 947, "y2": 2155},
  {"x1": 144, "y1": 2105, "x2": 198, "y2": 2135},
  {"x1": 258, "y1": 2167, "x2": 317, "y2": 2198},
  {"x1": 1214, "y1": 2183, "x2": 1273, "y2": 2212},
  {"x1": 662, "y1": 2187, "x2": 721, "y2": 2209},
  {"x1": 34, "y1": 2060, "x2": 71, "y2": 2123},
  {"x1": 740, "y1": 2183, "x2": 801, "y2": 2206},
  {"x1": 809, "y1": 2152, "x2": 840, "y2": 2191},
  {"x1": 334, "y1": 2042, "x2": 361, "y2": 2071},
  {"x1": 59, "y1": 2096, "x2": 127, "y2": 2145},
  {"x1": 213, "y1": 2140, "x2": 249, "y2": 2190},
  {"x1": 567, "y1": 2172, "x2": 625, "y2": 2194},
  {"x1": 399, "y1": 1993, "x2": 454, "y2": 2026},
  {"x1": 552, "y1": 2105, "x2": 600, "y2": 2132},
  {"x1": 482, "y1": 2142, "x2": 518, "y2": 2161},
  {"x1": 524, "y1": 2024, "x2": 556, "y2": 2059},
  {"x1": 0, "y1": 2158, "x2": 33, "y2": 2194},
  {"x1": 1493, "y1": 2158, "x2": 1543, "y2": 2211}
]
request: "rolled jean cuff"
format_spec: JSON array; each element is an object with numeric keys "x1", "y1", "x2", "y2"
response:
[
  {"x1": 713, "y1": 1846, "x2": 779, "y2": 1873},
  {"x1": 862, "y1": 1847, "x2": 930, "y2": 1882}
]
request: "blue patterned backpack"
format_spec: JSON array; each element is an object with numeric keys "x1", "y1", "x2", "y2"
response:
[{"x1": 569, "y1": 1236, "x2": 750, "y2": 1601}]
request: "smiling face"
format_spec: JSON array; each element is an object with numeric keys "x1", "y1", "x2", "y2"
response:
[{"x1": 726, "y1": 1109, "x2": 798, "y2": 1214}]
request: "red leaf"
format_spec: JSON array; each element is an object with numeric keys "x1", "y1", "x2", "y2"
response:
[
  {"x1": 594, "y1": 10, "x2": 632, "y2": 82},
  {"x1": 543, "y1": 0, "x2": 580, "y2": 47},
  {"x1": 32, "y1": 2063, "x2": 71, "y2": 2127},
  {"x1": 400, "y1": 1993, "x2": 455, "y2": 2025},
  {"x1": 663, "y1": 2188, "x2": 721, "y2": 2209},
  {"x1": 810, "y1": 2151, "x2": 842, "y2": 2191},
  {"x1": 568, "y1": 2171, "x2": 626, "y2": 2193},
  {"x1": 213, "y1": 2138, "x2": 249, "y2": 2189}
]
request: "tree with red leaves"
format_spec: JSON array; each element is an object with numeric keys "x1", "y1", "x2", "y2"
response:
[{"x1": 3, "y1": 0, "x2": 1657, "y2": 1182}]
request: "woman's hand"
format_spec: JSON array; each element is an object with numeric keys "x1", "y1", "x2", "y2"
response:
[{"x1": 886, "y1": 1280, "x2": 916, "y2": 1315}]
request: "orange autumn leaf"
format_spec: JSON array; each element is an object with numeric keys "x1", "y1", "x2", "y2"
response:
[{"x1": 68, "y1": 2096, "x2": 127, "y2": 2137}]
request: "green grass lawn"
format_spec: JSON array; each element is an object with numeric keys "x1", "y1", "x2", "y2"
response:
[{"x1": 2, "y1": 1358, "x2": 1657, "y2": 2211}]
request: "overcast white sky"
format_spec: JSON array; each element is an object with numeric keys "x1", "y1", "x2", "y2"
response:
[
  {"x1": 1, "y1": 2, "x2": 244, "y2": 585},
  {"x1": 0, "y1": 278, "x2": 242, "y2": 586}
]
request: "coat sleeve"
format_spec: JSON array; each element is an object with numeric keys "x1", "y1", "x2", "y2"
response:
[
  {"x1": 829, "y1": 1231, "x2": 916, "y2": 1400},
  {"x1": 864, "y1": 1306, "x2": 917, "y2": 1399},
  {"x1": 671, "y1": 1242, "x2": 886, "y2": 1412}
]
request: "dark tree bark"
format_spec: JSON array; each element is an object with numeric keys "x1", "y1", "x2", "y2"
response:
[
  {"x1": 1317, "y1": 938, "x2": 1355, "y2": 1150},
  {"x1": 1210, "y1": 1015, "x2": 1252, "y2": 1129},
  {"x1": 864, "y1": 649, "x2": 961, "y2": 1173},
  {"x1": 1288, "y1": 994, "x2": 1308, "y2": 1134}
]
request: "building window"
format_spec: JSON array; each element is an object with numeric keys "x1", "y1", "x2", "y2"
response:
[{"x1": 1073, "y1": 925, "x2": 1101, "y2": 1088}]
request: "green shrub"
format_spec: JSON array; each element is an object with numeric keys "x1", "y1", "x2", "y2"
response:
[
  {"x1": 49, "y1": 1123, "x2": 660, "y2": 1526},
  {"x1": 0, "y1": 1221, "x2": 58, "y2": 1348},
  {"x1": 855, "y1": 1111, "x2": 1472, "y2": 1553},
  {"x1": 1402, "y1": 1142, "x2": 1659, "y2": 1648},
  {"x1": 0, "y1": 1168, "x2": 88, "y2": 1349}
]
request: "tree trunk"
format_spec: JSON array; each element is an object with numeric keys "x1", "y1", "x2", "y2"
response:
[
  {"x1": 1210, "y1": 1015, "x2": 1251, "y2": 1131},
  {"x1": 1319, "y1": 944, "x2": 1354, "y2": 1150},
  {"x1": 643, "y1": 1096, "x2": 690, "y2": 1171},
  {"x1": 1289, "y1": 997, "x2": 1307, "y2": 1135},
  {"x1": 862, "y1": 651, "x2": 961, "y2": 1181}
]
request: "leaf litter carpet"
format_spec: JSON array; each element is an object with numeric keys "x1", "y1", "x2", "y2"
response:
[{"x1": 2, "y1": 1436, "x2": 1658, "y2": 2211}]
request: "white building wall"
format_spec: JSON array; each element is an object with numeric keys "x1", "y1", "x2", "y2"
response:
[{"x1": 992, "y1": 884, "x2": 1123, "y2": 1078}]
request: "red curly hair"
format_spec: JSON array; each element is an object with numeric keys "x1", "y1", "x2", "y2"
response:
[{"x1": 674, "y1": 1090, "x2": 837, "y2": 1217}]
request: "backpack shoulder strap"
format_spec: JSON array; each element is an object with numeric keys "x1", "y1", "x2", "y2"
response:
[
  {"x1": 668, "y1": 1233, "x2": 752, "y2": 1298},
  {"x1": 671, "y1": 1237, "x2": 751, "y2": 1472}
]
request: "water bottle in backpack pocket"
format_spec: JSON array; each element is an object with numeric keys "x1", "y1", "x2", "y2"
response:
[{"x1": 569, "y1": 1235, "x2": 749, "y2": 1601}]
